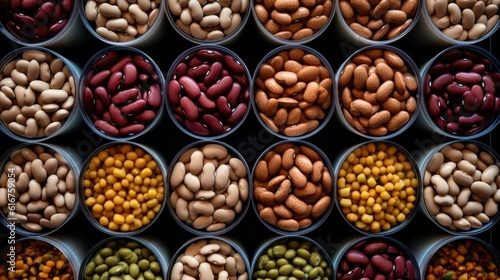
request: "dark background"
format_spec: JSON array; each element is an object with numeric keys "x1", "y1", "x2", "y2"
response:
[{"x1": 0, "y1": 9, "x2": 499, "y2": 277}]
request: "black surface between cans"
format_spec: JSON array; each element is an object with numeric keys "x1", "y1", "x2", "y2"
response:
[{"x1": 0, "y1": 14, "x2": 499, "y2": 276}]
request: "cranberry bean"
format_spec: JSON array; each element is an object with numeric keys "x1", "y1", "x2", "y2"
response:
[
  {"x1": 81, "y1": 49, "x2": 163, "y2": 138},
  {"x1": 337, "y1": 238, "x2": 418, "y2": 280},
  {"x1": 424, "y1": 48, "x2": 500, "y2": 137},
  {"x1": 0, "y1": 0, "x2": 74, "y2": 42},
  {"x1": 167, "y1": 47, "x2": 250, "y2": 138}
]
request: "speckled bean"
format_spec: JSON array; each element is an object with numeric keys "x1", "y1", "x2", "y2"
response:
[
  {"x1": 0, "y1": 145, "x2": 76, "y2": 233},
  {"x1": 84, "y1": 0, "x2": 162, "y2": 42},
  {"x1": 338, "y1": 48, "x2": 419, "y2": 137},
  {"x1": 170, "y1": 238, "x2": 248, "y2": 280},
  {"x1": 0, "y1": 50, "x2": 76, "y2": 139},
  {"x1": 253, "y1": 141, "x2": 333, "y2": 232},
  {"x1": 254, "y1": 47, "x2": 334, "y2": 138},
  {"x1": 169, "y1": 143, "x2": 249, "y2": 232}
]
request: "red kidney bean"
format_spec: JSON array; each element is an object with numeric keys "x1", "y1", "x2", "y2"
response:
[
  {"x1": 1, "y1": 0, "x2": 74, "y2": 42},
  {"x1": 424, "y1": 48, "x2": 500, "y2": 136},
  {"x1": 167, "y1": 48, "x2": 250, "y2": 137},
  {"x1": 82, "y1": 50, "x2": 163, "y2": 138},
  {"x1": 337, "y1": 238, "x2": 417, "y2": 280}
]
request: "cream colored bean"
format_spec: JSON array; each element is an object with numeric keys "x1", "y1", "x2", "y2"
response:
[{"x1": 431, "y1": 174, "x2": 449, "y2": 195}]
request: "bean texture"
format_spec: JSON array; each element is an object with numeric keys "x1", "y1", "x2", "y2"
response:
[
  {"x1": 0, "y1": 144, "x2": 77, "y2": 233},
  {"x1": 426, "y1": 0, "x2": 499, "y2": 41},
  {"x1": 253, "y1": 141, "x2": 333, "y2": 233},
  {"x1": 81, "y1": 48, "x2": 163, "y2": 138},
  {"x1": 167, "y1": 47, "x2": 250, "y2": 137},
  {"x1": 0, "y1": 49, "x2": 77, "y2": 139},
  {"x1": 0, "y1": 239, "x2": 74, "y2": 280},
  {"x1": 338, "y1": 47, "x2": 419, "y2": 137},
  {"x1": 168, "y1": 142, "x2": 249, "y2": 233},
  {"x1": 422, "y1": 141, "x2": 500, "y2": 232},
  {"x1": 254, "y1": 47, "x2": 334, "y2": 138},
  {"x1": 337, "y1": 237, "x2": 418, "y2": 280},
  {"x1": 0, "y1": 0, "x2": 75, "y2": 42},
  {"x1": 253, "y1": 0, "x2": 334, "y2": 41},
  {"x1": 424, "y1": 238, "x2": 500, "y2": 280},
  {"x1": 337, "y1": 142, "x2": 419, "y2": 233},
  {"x1": 83, "y1": 238, "x2": 163, "y2": 280},
  {"x1": 339, "y1": 0, "x2": 418, "y2": 41},
  {"x1": 253, "y1": 237, "x2": 333, "y2": 280},
  {"x1": 81, "y1": 143, "x2": 165, "y2": 233},
  {"x1": 167, "y1": 0, "x2": 248, "y2": 42},
  {"x1": 170, "y1": 237, "x2": 248, "y2": 280},
  {"x1": 423, "y1": 48, "x2": 500, "y2": 137},
  {"x1": 83, "y1": 0, "x2": 162, "y2": 42}
]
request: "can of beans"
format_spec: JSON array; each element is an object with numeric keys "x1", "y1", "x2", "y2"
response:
[
  {"x1": 332, "y1": 0, "x2": 421, "y2": 46},
  {"x1": 418, "y1": 140, "x2": 500, "y2": 235},
  {"x1": 165, "y1": 0, "x2": 251, "y2": 45},
  {"x1": 0, "y1": 142, "x2": 82, "y2": 236},
  {"x1": 0, "y1": 46, "x2": 83, "y2": 143},
  {"x1": 252, "y1": 139, "x2": 335, "y2": 235},
  {"x1": 0, "y1": 234, "x2": 90, "y2": 280},
  {"x1": 418, "y1": 45, "x2": 500, "y2": 139},
  {"x1": 252, "y1": 45, "x2": 336, "y2": 140},
  {"x1": 80, "y1": 0, "x2": 168, "y2": 47},
  {"x1": 334, "y1": 140, "x2": 421, "y2": 235},
  {"x1": 409, "y1": 234, "x2": 500, "y2": 280},
  {"x1": 251, "y1": 235, "x2": 334, "y2": 280},
  {"x1": 168, "y1": 235, "x2": 249, "y2": 280},
  {"x1": 79, "y1": 141, "x2": 168, "y2": 236},
  {"x1": 335, "y1": 45, "x2": 421, "y2": 140},
  {"x1": 0, "y1": 0, "x2": 87, "y2": 48},
  {"x1": 78, "y1": 46, "x2": 165, "y2": 141},
  {"x1": 333, "y1": 235, "x2": 421, "y2": 280},
  {"x1": 251, "y1": 0, "x2": 336, "y2": 45},
  {"x1": 167, "y1": 140, "x2": 251, "y2": 235},
  {"x1": 411, "y1": 0, "x2": 500, "y2": 46},
  {"x1": 165, "y1": 45, "x2": 252, "y2": 140},
  {"x1": 80, "y1": 235, "x2": 169, "y2": 280}
]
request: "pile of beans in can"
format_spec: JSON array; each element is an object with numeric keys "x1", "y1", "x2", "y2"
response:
[
  {"x1": 0, "y1": 144, "x2": 77, "y2": 233},
  {"x1": 336, "y1": 237, "x2": 418, "y2": 280},
  {"x1": 337, "y1": 141, "x2": 419, "y2": 233},
  {"x1": 82, "y1": 238, "x2": 163, "y2": 280},
  {"x1": 425, "y1": 0, "x2": 500, "y2": 41},
  {"x1": 424, "y1": 238, "x2": 500, "y2": 280},
  {"x1": 253, "y1": 0, "x2": 334, "y2": 41},
  {"x1": 253, "y1": 237, "x2": 333, "y2": 280},
  {"x1": 423, "y1": 48, "x2": 500, "y2": 137},
  {"x1": 338, "y1": 47, "x2": 419, "y2": 137},
  {"x1": 170, "y1": 237, "x2": 248, "y2": 280},
  {"x1": 167, "y1": 47, "x2": 250, "y2": 137},
  {"x1": 0, "y1": 0, "x2": 75, "y2": 42},
  {"x1": 0, "y1": 238, "x2": 74, "y2": 280},
  {"x1": 338, "y1": 0, "x2": 418, "y2": 41},
  {"x1": 83, "y1": 0, "x2": 162, "y2": 42},
  {"x1": 168, "y1": 142, "x2": 249, "y2": 232},
  {"x1": 253, "y1": 141, "x2": 333, "y2": 232},
  {"x1": 423, "y1": 141, "x2": 500, "y2": 232},
  {"x1": 167, "y1": 0, "x2": 248, "y2": 41},
  {"x1": 81, "y1": 48, "x2": 163, "y2": 138},
  {"x1": 0, "y1": 49, "x2": 77, "y2": 139},
  {"x1": 81, "y1": 143, "x2": 165, "y2": 233},
  {"x1": 254, "y1": 47, "x2": 334, "y2": 138}
]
